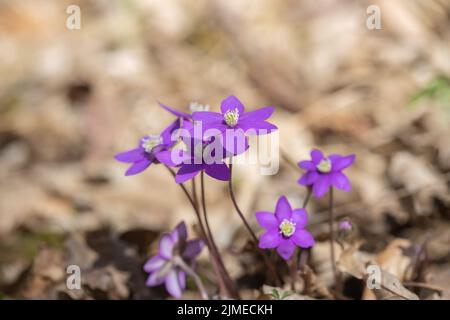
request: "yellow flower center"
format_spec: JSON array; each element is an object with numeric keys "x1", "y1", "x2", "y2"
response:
[
  {"x1": 223, "y1": 108, "x2": 239, "y2": 127},
  {"x1": 141, "y1": 135, "x2": 161, "y2": 153},
  {"x1": 317, "y1": 158, "x2": 332, "y2": 173},
  {"x1": 279, "y1": 219, "x2": 296, "y2": 237}
]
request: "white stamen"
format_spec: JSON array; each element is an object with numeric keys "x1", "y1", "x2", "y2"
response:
[
  {"x1": 223, "y1": 108, "x2": 239, "y2": 127},
  {"x1": 279, "y1": 219, "x2": 296, "y2": 237},
  {"x1": 141, "y1": 135, "x2": 162, "y2": 153},
  {"x1": 317, "y1": 158, "x2": 332, "y2": 173}
]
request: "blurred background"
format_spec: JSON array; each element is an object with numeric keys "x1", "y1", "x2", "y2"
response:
[{"x1": 0, "y1": 0, "x2": 449, "y2": 299}]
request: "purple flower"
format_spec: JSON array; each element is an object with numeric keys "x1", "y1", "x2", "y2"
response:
[
  {"x1": 115, "y1": 135, "x2": 178, "y2": 176},
  {"x1": 192, "y1": 95, "x2": 277, "y2": 133},
  {"x1": 144, "y1": 222, "x2": 205, "y2": 299},
  {"x1": 256, "y1": 196, "x2": 315, "y2": 260},
  {"x1": 339, "y1": 219, "x2": 353, "y2": 231},
  {"x1": 298, "y1": 149, "x2": 356, "y2": 198},
  {"x1": 175, "y1": 137, "x2": 230, "y2": 184},
  {"x1": 191, "y1": 95, "x2": 277, "y2": 155}
]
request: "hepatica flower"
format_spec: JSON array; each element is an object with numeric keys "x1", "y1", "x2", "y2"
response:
[
  {"x1": 191, "y1": 95, "x2": 277, "y2": 155},
  {"x1": 115, "y1": 135, "x2": 177, "y2": 176},
  {"x1": 192, "y1": 95, "x2": 277, "y2": 133},
  {"x1": 298, "y1": 149, "x2": 356, "y2": 198},
  {"x1": 256, "y1": 196, "x2": 315, "y2": 260},
  {"x1": 144, "y1": 222, "x2": 204, "y2": 299},
  {"x1": 339, "y1": 219, "x2": 353, "y2": 231},
  {"x1": 175, "y1": 137, "x2": 230, "y2": 183}
]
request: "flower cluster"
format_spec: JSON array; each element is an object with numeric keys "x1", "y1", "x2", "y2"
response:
[
  {"x1": 116, "y1": 95, "x2": 356, "y2": 298},
  {"x1": 255, "y1": 149, "x2": 355, "y2": 260},
  {"x1": 115, "y1": 95, "x2": 277, "y2": 183}
]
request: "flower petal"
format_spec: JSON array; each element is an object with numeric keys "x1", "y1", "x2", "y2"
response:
[
  {"x1": 298, "y1": 160, "x2": 316, "y2": 170},
  {"x1": 160, "y1": 119, "x2": 181, "y2": 146},
  {"x1": 125, "y1": 159, "x2": 152, "y2": 176},
  {"x1": 199, "y1": 122, "x2": 228, "y2": 138},
  {"x1": 255, "y1": 211, "x2": 278, "y2": 229},
  {"x1": 276, "y1": 239, "x2": 296, "y2": 260},
  {"x1": 275, "y1": 196, "x2": 292, "y2": 221},
  {"x1": 178, "y1": 271, "x2": 186, "y2": 290},
  {"x1": 259, "y1": 229, "x2": 282, "y2": 249},
  {"x1": 291, "y1": 229, "x2": 315, "y2": 248},
  {"x1": 240, "y1": 106, "x2": 274, "y2": 121},
  {"x1": 146, "y1": 271, "x2": 165, "y2": 287},
  {"x1": 330, "y1": 172, "x2": 351, "y2": 191},
  {"x1": 297, "y1": 171, "x2": 319, "y2": 185},
  {"x1": 158, "y1": 102, "x2": 191, "y2": 119},
  {"x1": 159, "y1": 234, "x2": 175, "y2": 259},
  {"x1": 330, "y1": 154, "x2": 356, "y2": 172},
  {"x1": 165, "y1": 270, "x2": 183, "y2": 298},
  {"x1": 155, "y1": 150, "x2": 181, "y2": 167},
  {"x1": 204, "y1": 163, "x2": 231, "y2": 181},
  {"x1": 192, "y1": 111, "x2": 223, "y2": 124},
  {"x1": 143, "y1": 255, "x2": 166, "y2": 273},
  {"x1": 172, "y1": 222, "x2": 187, "y2": 242},
  {"x1": 312, "y1": 175, "x2": 331, "y2": 198},
  {"x1": 175, "y1": 164, "x2": 202, "y2": 184},
  {"x1": 221, "y1": 95, "x2": 245, "y2": 114},
  {"x1": 182, "y1": 239, "x2": 205, "y2": 260},
  {"x1": 115, "y1": 148, "x2": 144, "y2": 163},
  {"x1": 221, "y1": 131, "x2": 249, "y2": 156},
  {"x1": 291, "y1": 208, "x2": 308, "y2": 229},
  {"x1": 237, "y1": 121, "x2": 277, "y2": 135},
  {"x1": 310, "y1": 149, "x2": 324, "y2": 165}
]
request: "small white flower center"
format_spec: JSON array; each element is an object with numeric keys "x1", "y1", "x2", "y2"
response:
[
  {"x1": 317, "y1": 158, "x2": 332, "y2": 173},
  {"x1": 279, "y1": 219, "x2": 296, "y2": 237},
  {"x1": 223, "y1": 108, "x2": 239, "y2": 127},
  {"x1": 141, "y1": 135, "x2": 162, "y2": 153},
  {"x1": 189, "y1": 102, "x2": 209, "y2": 113}
]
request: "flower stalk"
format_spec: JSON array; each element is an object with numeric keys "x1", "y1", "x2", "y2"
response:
[
  {"x1": 173, "y1": 256, "x2": 209, "y2": 300},
  {"x1": 328, "y1": 188, "x2": 339, "y2": 288},
  {"x1": 200, "y1": 171, "x2": 240, "y2": 299},
  {"x1": 165, "y1": 165, "x2": 234, "y2": 298},
  {"x1": 228, "y1": 161, "x2": 281, "y2": 285}
]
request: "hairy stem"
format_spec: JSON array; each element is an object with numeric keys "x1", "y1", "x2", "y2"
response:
[
  {"x1": 290, "y1": 249, "x2": 299, "y2": 291},
  {"x1": 302, "y1": 187, "x2": 312, "y2": 208},
  {"x1": 200, "y1": 171, "x2": 240, "y2": 299},
  {"x1": 228, "y1": 161, "x2": 280, "y2": 285},
  {"x1": 174, "y1": 256, "x2": 209, "y2": 300},
  {"x1": 328, "y1": 188, "x2": 340, "y2": 289},
  {"x1": 228, "y1": 163, "x2": 259, "y2": 243},
  {"x1": 164, "y1": 166, "x2": 228, "y2": 297}
]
